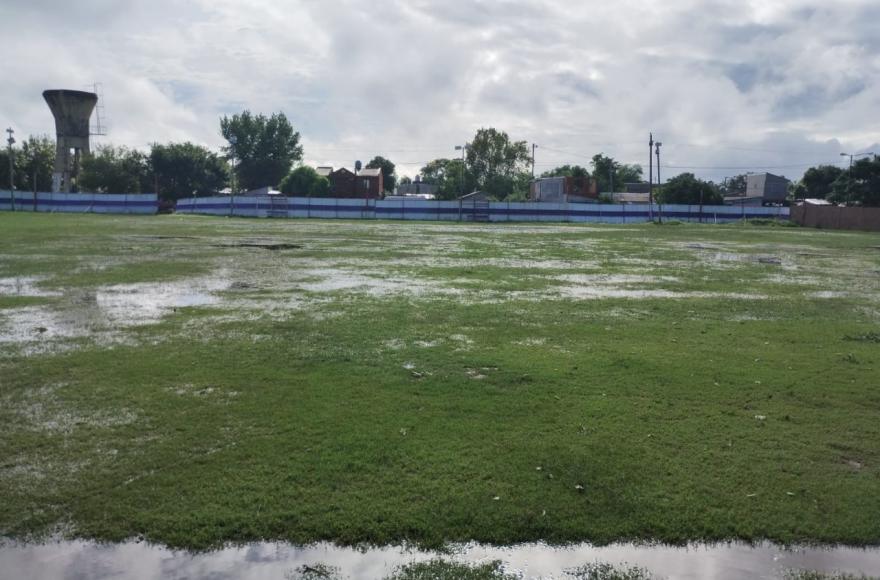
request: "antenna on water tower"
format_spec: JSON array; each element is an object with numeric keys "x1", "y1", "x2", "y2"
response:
[{"x1": 87, "y1": 82, "x2": 108, "y2": 137}]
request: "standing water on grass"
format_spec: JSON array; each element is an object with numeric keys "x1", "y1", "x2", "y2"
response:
[{"x1": 1, "y1": 540, "x2": 879, "y2": 579}]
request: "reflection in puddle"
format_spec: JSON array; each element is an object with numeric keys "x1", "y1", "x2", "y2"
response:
[
  {"x1": 0, "y1": 278, "x2": 228, "y2": 349},
  {"x1": 0, "y1": 540, "x2": 878, "y2": 580}
]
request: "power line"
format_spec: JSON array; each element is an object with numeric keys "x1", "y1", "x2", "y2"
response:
[{"x1": 663, "y1": 160, "x2": 847, "y2": 170}]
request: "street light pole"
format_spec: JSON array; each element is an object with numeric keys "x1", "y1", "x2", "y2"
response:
[
  {"x1": 6, "y1": 127, "x2": 15, "y2": 211},
  {"x1": 648, "y1": 133, "x2": 654, "y2": 221},
  {"x1": 655, "y1": 141, "x2": 663, "y2": 224},
  {"x1": 455, "y1": 144, "x2": 467, "y2": 197}
]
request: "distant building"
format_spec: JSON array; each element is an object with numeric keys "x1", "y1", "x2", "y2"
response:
[
  {"x1": 723, "y1": 195, "x2": 764, "y2": 207},
  {"x1": 246, "y1": 186, "x2": 282, "y2": 196},
  {"x1": 744, "y1": 173, "x2": 790, "y2": 205},
  {"x1": 384, "y1": 194, "x2": 436, "y2": 201},
  {"x1": 530, "y1": 176, "x2": 598, "y2": 203},
  {"x1": 396, "y1": 180, "x2": 439, "y2": 197},
  {"x1": 612, "y1": 192, "x2": 650, "y2": 204},
  {"x1": 624, "y1": 182, "x2": 652, "y2": 194},
  {"x1": 321, "y1": 167, "x2": 384, "y2": 199}
]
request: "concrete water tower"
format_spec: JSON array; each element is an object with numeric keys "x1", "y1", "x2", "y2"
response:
[{"x1": 43, "y1": 89, "x2": 99, "y2": 192}]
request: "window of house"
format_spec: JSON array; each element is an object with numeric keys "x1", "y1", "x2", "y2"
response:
[{"x1": 363, "y1": 179, "x2": 370, "y2": 190}]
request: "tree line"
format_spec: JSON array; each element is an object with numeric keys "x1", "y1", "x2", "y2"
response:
[
  {"x1": 790, "y1": 160, "x2": 880, "y2": 206},
  {"x1": 5, "y1": 112, "x2": 877, "y2": 207}
]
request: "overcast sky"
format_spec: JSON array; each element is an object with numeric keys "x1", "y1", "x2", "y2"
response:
[{"x1": 2, "y1": 0, "x2": 878, "y2": 182}]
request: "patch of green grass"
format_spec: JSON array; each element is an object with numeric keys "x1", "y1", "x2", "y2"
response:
[
  {"x1": 567, "y1": 562, "x2": 655, "y2": 580},
  {"x1": 0, "y1": 296, "x2": 53, "y2": 310},
  {"x1": 844, "y1": 331, "x2": 880, "y2": 344},
  {"x1": 44, "y1": 260, "x2": 213, "y2": 288},
  {"x1": 1, "y1": 213, "x2": 879, "y2": 551},
  {"x1": 384, "y1": 560, "x2": 515, "y2": 580}
]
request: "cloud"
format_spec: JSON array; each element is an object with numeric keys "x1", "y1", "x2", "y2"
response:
[{"x1": 2, "y1": 0, "x2": 878, "y2": 183}]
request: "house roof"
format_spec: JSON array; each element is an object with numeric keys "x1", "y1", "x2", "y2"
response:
[
  {"x1": 316, "y1": 167, "x2": 333, "y2": 177},
  {"x1": 359, "y1": 168, "x2": 382, "y2": 177}
]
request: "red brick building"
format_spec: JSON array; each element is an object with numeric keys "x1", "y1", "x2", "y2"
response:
[{"x1": 324, "y1": 167, "x2": 383, "y2": 199}]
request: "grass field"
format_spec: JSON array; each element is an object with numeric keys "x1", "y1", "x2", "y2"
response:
[{"x1": 1, "y1": 213, "x2": 879, "y2": 551}]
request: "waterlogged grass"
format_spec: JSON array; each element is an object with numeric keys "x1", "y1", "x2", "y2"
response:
[
  {"x1": 0, "y1": 213, "x2": 879, "y2": 551},
  {"x1": 384, "y1": 560, "x2": 516, "y2": 580},
  {"x1": 568, "y1": 562, "x2": 655, "y2": 580},
  {"x1": 785, "y1": 572, "x2": 880, "y2": 580}
]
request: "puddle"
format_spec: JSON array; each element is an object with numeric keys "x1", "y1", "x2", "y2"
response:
[
  {"x1": 0, "y1": 276, "x2": 61, "y2": 298},
  {"x1": 0, "y1": 277, "x2": 229, "y2": 349},
  {"x1": 555, "y1": 287, "x2": 767, "y2": 300},
  {"x1": 549, "y1": 274, "x2": 765, "y2": 301},
  {"x1": 297, "y1": 268, "x2": 463, "y2": 298},
  {"x1": 1, "y1": 540, "x2": 878, "y2": 579}
]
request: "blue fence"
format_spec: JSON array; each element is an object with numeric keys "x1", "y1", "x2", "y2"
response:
[
  {"x1": 0, "y1": 191, "x2": 159, "y2": 215},
  {"x1": 175, "y1": 196, "x2": 790, "y2": 224}
]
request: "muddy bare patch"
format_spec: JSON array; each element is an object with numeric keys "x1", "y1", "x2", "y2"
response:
[{"x1": 216, "y1": 242, "x2": 302, "y2": 251}]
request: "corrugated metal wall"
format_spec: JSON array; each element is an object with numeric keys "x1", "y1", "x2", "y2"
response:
[
  {"x1": 0, "y1": 191, "x2": 158, "y2": 215},
  {"x1": 175, "y1": 196, "x2": 790, "y2": 224}
]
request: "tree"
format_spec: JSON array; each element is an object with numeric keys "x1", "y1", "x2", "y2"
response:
[
  {"x1": 829, "y1": 156, "x2": 880, "y2": 206},
  {"x1": 150, "y1": 142, "x2": 228, "y2": 202},
  {"x1": 541, "y1": 165, "x2": 590, "y2": 179},
  {"x1": 79, "y1": 145, "x2": 151, "y2": 193},
  {"x1": 366, "y1": 156, "x2": 396, "y2": 193},
  {"x1": 616, "y1": 163, "x2": 643, "y2": 186},
  {"x1": 220, "y1": 111, "x2": 303, "y2": 191},
  {"x1": 791, "y1": 165, "x2": 845, "y2": 200},
  {"x1": 590, "y1": 154, "x2": 617, "y2": 192},
  {"x1": 589, "y1": 154, "x2": 641, "y2": 192},
  {"x1": 18, "y1": 135, "x2": 55, "y2": 192},
  {"x1": 420, "y1": 158, "x2": 472, "y2": 200},
  {"x1": 657, "y1": 173, "x2": 723, "y2": 205},
  {"x1": 279, "y1": 166, "x2": 331, "y2": 197},
  {"x1": 398, "y1": 176, "x2": 412, "y2": 186},
  {"x1": 465, "y1": 128, "x2": 532, "y2": 200},
  {"x1": 0, "y1": 135, "x2": 55, "y2": 192}
]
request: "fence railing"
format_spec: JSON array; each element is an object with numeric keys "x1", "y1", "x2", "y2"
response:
[
  {"x1": 175, "y1": 196, "x2": 790, "y2": 224},
  {"x1": 0, "y1": 191, "x2": 159, "y2": 215}
]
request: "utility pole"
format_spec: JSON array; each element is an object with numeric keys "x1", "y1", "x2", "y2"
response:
[
  {"x1": 6, "y1": 127, "x2": 15, "y2": 211},
  {"x1": 655, "y1": 140, "x2": 663, "y2": 224},
  {"x1": 840, "y1": 152, "x2": 875, "y2": 177},
  {"x1": 648, "y1": 133, "x2": 654, "y2": 221}
]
